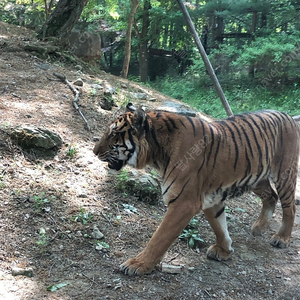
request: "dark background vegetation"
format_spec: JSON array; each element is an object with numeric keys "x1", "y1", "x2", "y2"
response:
[{"x1": 1, "y1": 0, "x2": 300, "y2": 118}]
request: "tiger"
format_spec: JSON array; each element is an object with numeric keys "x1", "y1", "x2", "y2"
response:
[{"x1": 93, "y1": 103, "x2": 300, "y2": 276}]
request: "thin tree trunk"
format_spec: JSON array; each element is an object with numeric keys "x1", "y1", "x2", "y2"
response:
[
  {"x1": 177, "y1": 0, "x2": 233, "y2": 117},
  {"x1": 139, "y1": 0, "x2": 151, "y2": 82},
  {"x1": 121, "y1": 0, "x2": 139, "y2": 79}
]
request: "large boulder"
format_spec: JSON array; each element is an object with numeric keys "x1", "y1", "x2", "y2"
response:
[{"x1": 68, "y1": 30, "x2": 102, "y2": 61}]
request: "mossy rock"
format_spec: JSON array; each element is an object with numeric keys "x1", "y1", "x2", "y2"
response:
[
  {"x1": 9, "y1": 126, "x2": 63, "y2": 157},
  {"x1": 116, "y1": 169, "x2": 162, "y2": 205}
]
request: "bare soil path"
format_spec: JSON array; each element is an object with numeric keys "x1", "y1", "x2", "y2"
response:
[{"x1": 0, "y1": 22, "x2": 300, "y2": 300}]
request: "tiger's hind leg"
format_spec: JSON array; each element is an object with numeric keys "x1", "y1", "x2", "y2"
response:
[
  {"x1": 271, "y1": 166, "x2": 298, "y2": 248},
  {"x1": 251, "y1": 178, "x2": 278, "y2": 236},
  {"x1": 203, "y1": 202, "x2": 234, "y2": 261}
]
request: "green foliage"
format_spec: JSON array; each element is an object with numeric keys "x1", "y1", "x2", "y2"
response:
[
  {"x1": 33, "y1": 192, "x2": 50, "y2": 211},
  {"x1": 95, "y1": 241, "x2": 110, "y2": 249},
  {"x1": 36, "y1": 227, "x2": 49, "y2": 248},
  {"x1": 65, "y1": 144, "x2": 77, "y2": 158},
  {"x1": 179, "y1": 218, "x2": 204, "y2": 249},
  {"x1": 72, "y1": 207, "x2": 93, "y2": 224},
  {"x1": 150, "y1": 74, "x2": 300, "y2": 118},
  {"x1": 47, "y1": 283, "x2": 68, "y2": 292},
  {"x1": 0, "y1": 0, "x2": 47, "y2": 28},
  {"x1": 116, "y1": 169, "x2": 130, "y2": 196}
]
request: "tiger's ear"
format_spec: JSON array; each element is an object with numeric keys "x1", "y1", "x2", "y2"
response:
[
  {"x1": 133, "y1": 108, "x2": 149, "y2": 135},
  {"x1": 126, "y1": 102, "x2": 136, "y2": 112}
]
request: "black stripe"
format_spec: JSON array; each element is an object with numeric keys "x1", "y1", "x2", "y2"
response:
[
  {"x1": 118, "y1": 121, "x2": 128, "y2": 131},
  {"x1": 150, "y1": 128, "x2": 160, "y2": 147},
  {"x1": 240, "y1": 117, "x2": 263, "y2": 165},
  {"x1": 277, "y1": 158, "x2": 284, "y2": 183},
  {"x1": 212, "y1": 129, "x2": 221, "y2": 170},
  {"x1": 247, "y1": 114, "x2": 265, "y2": 140},
  {"x1": 281, "y1": 203, "x2": 291, "y2": 209},
  {"x1": 163, "y1": 118, "x2": 172, "y2": 132},
  {"x1": 239, "y1": 124, "x2": 254, "y2": 158},
  {"x1": 163, "y1": 175, "x2": 178, "y2": 195},
  {"x1": 270, "y1": 112, "x2": 284, "y2": 146},
  {"x1": 167, "y1": 116, "x2": 178, "y2": 129},
  {"x1": 197, "y1": 157, "x2": 206, "y2": 175},
  {"x1": 215, "y1": 206, "x2": 225, "y2": 218},
  {"x1": 186, "y1": 116, "x2": 196, "y2": 137},
  {"x1": 163, "y1": 156, "x2": 171, "y2": 177},
  {"x1": 222, "y1": 122, "x2": 239, "y2": 171},
  {"x1": 280, "y1": 188, "x2": 294, "y2": 202},
  {"x1": 216, "y1": 182, "x2": 223, "y2": 193},
  {"x1": 168, "y1": 179, "x2": 190, "y2": 205},
  {"x1": 221, "y1": 191, "x2": 227, "y2": 202},
  {"x1": 179, "y1": 119, "x2": 187, "y2": 128},
  {"x1": 263, "y1": 116, "x2": 276, "y2": 150},
  {"x1": 238, "y1": 149, "x2": 252, "y2": 184},
  {"x1": 206, "y1": 125, "x2": 215, "y2": 165},
  {"x1": 164, "y1": 164, "x2": 177, "y2": 183},
  {"x1": 156, "y1": 111, "x2": 162, "y2": 118}
]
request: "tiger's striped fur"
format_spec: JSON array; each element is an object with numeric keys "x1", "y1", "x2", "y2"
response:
[{"x1": 94, "y1": 103, "x2": 300, "y2": 276}]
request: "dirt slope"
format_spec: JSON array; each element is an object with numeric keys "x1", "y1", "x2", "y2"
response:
[{"x1": 0, "y1": 22, "x2": 300, "y2": 300}]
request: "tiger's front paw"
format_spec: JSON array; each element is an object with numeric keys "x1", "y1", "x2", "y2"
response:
[
  {"x1": 207, "y1": 244, "x2": 234, "y2": 261},
  {"x1": 120, "y1": 257, "x2": 155, "y2": 276}
]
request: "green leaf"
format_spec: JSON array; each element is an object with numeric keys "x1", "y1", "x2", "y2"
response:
[
  {"x1": 188, "y1": 238, "x2": 195, "y2": 249},
  {"x1": 47, "y1": 283, "x2": 68, "y2": 292},
  {"x1": 235, "y1": 207, "x2": 246, "y2": 213}
]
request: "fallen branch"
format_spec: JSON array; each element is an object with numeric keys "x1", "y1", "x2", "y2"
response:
[{"x1": 52, "y1": 72, "x2": 90, "y2": 131}]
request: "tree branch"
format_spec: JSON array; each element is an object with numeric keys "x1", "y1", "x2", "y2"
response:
[{"x1": 52, "y1": 73, "x2": 90, "y2": 131}]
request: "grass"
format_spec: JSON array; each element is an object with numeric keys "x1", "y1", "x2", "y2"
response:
[
  {"x1": 150, "y1": 76, "x2": 300, "y2": 119},
  {"x1": 72, "y1": 207, "x2": 93, "y2": 224}
]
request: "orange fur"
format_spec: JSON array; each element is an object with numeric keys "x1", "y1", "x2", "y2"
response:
[{"x1": 94, "y1": 105, "x2": 300, "y2": 275}]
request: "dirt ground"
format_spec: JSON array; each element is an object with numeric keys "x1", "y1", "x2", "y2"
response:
[{"x1": 0, "y1": 22, "x2": 300, "y2": 300}]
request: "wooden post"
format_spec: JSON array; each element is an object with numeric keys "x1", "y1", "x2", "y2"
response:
[{"x1": 176, "y1": 0, "x2": 233, "y2": 117}]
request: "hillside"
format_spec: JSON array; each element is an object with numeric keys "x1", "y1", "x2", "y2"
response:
[{"x1": 0, "y1": 22, "x2": 300, "y2": 300}]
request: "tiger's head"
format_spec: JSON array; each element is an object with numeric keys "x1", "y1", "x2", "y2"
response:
[{"x1": 93, "y1": 103, "x2": 150, "y2": 171}]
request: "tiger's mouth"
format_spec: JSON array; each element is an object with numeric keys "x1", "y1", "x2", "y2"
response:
[{"x1": 107, "y1": 159, "x2": 124, "y2": 171}]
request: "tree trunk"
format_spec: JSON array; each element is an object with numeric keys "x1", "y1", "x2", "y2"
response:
[
  {"x1": 38, "y1": 0, "x2": 88, "y2": 39},
  {"x1": 121, "y1": 0, "x2": 139, "y2": 79},
  {"x1": 139, "y1": 0, "x2": 151, "y2": 82}
]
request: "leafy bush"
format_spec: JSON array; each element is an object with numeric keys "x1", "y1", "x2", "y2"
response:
[{"x1": 179, "y1": 218, "x2": 204, "y2": 249}]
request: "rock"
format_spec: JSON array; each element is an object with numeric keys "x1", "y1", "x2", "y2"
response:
[
  {"x1": 104, "y1": 83, "x2": 116, "y2": 96},
  {"x1": 75, "y1": 231, "x2": 83, "y2": 237},
  {"x1": 116, "y1": 169, "x2": 161, "y2": 205},
  {"x1": 99, "y1": 96, "x2": 115, "y2": 111},
  {"x1": 11, "y1": 267, "x2": 33, "y2": 277},
  {"x1": 73, "y1": 78, "x2": 84, "y2": 86},
  {"x1": 68, "y1": 30, "x2": 102, "y2": 61},
  {"x1": 90, "y1": 83, "x2": 103, "y2": 90},
  {"x1": 91, "y1": 225, "x2": 104, "y2": 239},
  {"x1": 157, "y1": 100, "x2": 197, "y2": 117},
  {"x1": 292, "y1": 115, "x2": 300, "y2": 122},
  {"x1": 8, "y1": 126, "x2": 63, "y2": 157},
  {"x1": 161, "y1": 263, "x2": 183, "y2": 274},
  {"x1": 95, "y1": 244, "x2": 104, "y2": 251},
  {"x1": 132, "y1": 92, "x2": 148, "y2": 100}
]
